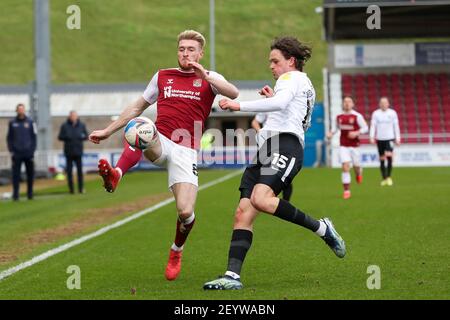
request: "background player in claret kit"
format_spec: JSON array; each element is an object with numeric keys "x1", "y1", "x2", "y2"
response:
[
  {"x1": 326, "y1": 95, "x2": 368, "y2": 199},
  {"x1": 203, "y1": 36, "x2": 346, "y2": 291},
  {"x1": 370, "y1": 97, "x2": 401, "y2": 186},
  {"x1": 88, "y1": 30, "x2": 239, "y2": 281},
  {"x1": 251, "y1": 112, "x2": 293, "y2": 201}
]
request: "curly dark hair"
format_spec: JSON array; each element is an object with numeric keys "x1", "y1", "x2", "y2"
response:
[{"x1": 270, "y1": 36, "x2": 312, "y2": 71}]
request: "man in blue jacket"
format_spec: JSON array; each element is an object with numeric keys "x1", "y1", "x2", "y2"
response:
[
  {"x1": 58, "y1": 110, "x2": 88, "y2": 194},
  {"x1": 7, "y1": 103, "x2": 37, "y2": 201}
]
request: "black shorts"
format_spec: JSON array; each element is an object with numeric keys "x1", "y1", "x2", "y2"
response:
[
  {"x1": 239, "y1": 133, "x2": 303, "y2": 199},
  {"x1": 377, "y1": 140, "x2": 394, "y2": 156}
]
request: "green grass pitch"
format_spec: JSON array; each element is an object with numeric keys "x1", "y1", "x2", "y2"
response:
[
  {"x1": 0, "y1": 0, "x2": 326, "y2": 100},
  {"x1": 0, "y1": 167, "x2": 449, "y2": 299}
]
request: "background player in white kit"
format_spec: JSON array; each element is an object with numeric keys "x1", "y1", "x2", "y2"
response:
[
  {"x1": 327, "y1": 95, "x2": 368, "y2": 199},
  {"x1": 203, "y1": 36, "x2": 346, "y2": 290},
  {"x1": 370, "y1": 97, "x2": 401, "y2": 186}
]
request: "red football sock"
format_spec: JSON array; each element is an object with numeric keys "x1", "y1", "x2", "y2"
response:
[
  {"x1": 115, "y1": 142, "x2": 142, "y2": 176},
  {"x1": 174, "y1": 216, "x2": 196, "y2": 248},
  {"x1": 343, "y1": 183, "x2": 350, "y2": 191}
]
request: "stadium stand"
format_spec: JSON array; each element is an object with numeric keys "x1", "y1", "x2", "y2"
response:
[
  {"x1": 323, "y1": 0, "x2": 450, "y2": 168},
  {"x1": 340, "y1": 72, "x2": 450, "y2": 144}
]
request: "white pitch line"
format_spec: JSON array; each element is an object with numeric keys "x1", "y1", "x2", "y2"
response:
[{"x1": 0, "y1": 169, "x2": 243, "y2": 282}]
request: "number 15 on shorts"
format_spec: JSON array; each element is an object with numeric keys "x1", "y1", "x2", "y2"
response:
[{"x1": 271, "y1": 153, "x2": 288, "y2": 170}]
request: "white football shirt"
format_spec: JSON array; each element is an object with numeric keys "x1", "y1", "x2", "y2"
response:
[
  {"x1": 254, "y1": 112, "x2": 267, "y2": 125},
  {"x1": 369, "y1": 108, "x2": 401, "y2": 141},
  {"x1": 240, "y1": 71, "x2": 316, "y2": 145}
]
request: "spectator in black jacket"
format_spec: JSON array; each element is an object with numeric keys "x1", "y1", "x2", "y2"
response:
[
  {"x1": 7, "y1": 103, "x2": 37, "y2": 201},
  {"x1": 58, "y1": 111, "x2": 88, "y2": 194}
]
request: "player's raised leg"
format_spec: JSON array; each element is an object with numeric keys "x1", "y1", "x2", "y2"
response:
[
  {"x1": 251, "y1": 184, "x2": 346, "y2": 258},
  {"x1": 165, "y1": 182, "x2": 197, "y2": 281},
  {"x1": 98, "y1": 143, "x2": 140, "y2": 193},
  {"x1": 98, "y1": 131, "x2": 162, "y2": 193},
  {"x1": 204, "y1": 198, "x2": 258, "y2": 290}
]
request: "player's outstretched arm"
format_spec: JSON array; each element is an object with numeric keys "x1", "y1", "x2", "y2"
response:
[
  {"x1": 219, "y1": 98, "x2": 241, "y2": 111},
  {"x1": 188, "y1": 61, "x2": 239, "y2": 99},
  {"x1": 89, "y1": 96, "x2": 150, "y2": 144},
  {"x1": 218, "y1": 87, "x2": 292, "y2": 113}
]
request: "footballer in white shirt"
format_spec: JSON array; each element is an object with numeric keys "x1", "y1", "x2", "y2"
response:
[
  {"x1": 370, "y1": 97, "x2": 401, "y2": 186},
  {"x1": 204, "y1": 36, "x2": 346, "y2": 291}
]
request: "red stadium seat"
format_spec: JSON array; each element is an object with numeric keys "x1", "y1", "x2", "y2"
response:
[
  {"x1": 379, "y1": 74, "x2": 389, "y2": 83},
  {"x1": 426, "y1": 73, "x2": 437, "y2": 83},
  {"x1": 407, "y1": 137, "x2": 420, "y2": 143},
  {"x1": 429, "y1": 97, "x2": 440, "y2": 105},
  {"x1": 417, "y1": 107, "x2": 428, "y2": 115},
  {"x1": 414, "y1": 73, "x2": 424, "y2": 82},
  {"x1": 438, "y1": 73, "x2": 448, "y2": 81},
  {"x1": 401, "y1": 73, "x2": 413, "y2": 81},
  {"x1": 389, "y1": 73, "x2": 399, "y2": 81},
  {"x1": 342, "y1": 74, "x2": 352, "y2": 81},
  {"x1": 433, "y1": 137, "x2": 447, "y2": 143},
  {"x1": 432, "y1": 125, "x2": 444, "y2": 134},
  {"x1": 340, "y1": 73, "x2": 450, "y2": 145},
  {"x1": 428, "y1": 81, "x2": 438, "y2": 88},
  {"x1": 420, "y1": 125, "x2": 431, "y2": 133},
  {"x1": 355, "y1": 74, "x2": 365, "y2": 83},
  {"x1": 415, "y1": 80, "x2": 425, "y2": 88}
]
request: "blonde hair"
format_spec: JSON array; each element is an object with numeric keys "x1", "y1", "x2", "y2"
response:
[{"x1": 177, "y1": 30, "x2": 206, "y2": 49}]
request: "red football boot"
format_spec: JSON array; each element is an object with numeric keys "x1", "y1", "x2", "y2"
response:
[
  {"x1": 356, "y1": 175, "x2": 363, "y2": 184},
  {"x1": 165, "y1": 249, "x2": 183, "y2": 281},
  {"x1": 98, "y1": 159, "x2": 121, "y2": 193},
  {"x1": 343, "y1": 190, "x2": 351, "y2": 199}
]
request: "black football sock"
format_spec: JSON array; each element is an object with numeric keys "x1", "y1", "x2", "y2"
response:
[
  {"x1": 387, "y1": 157, "x2": 393, "y2": 177},
  {"x1": 226, "y1": 229, "x2": 253, "y2": 278},
  {"x1": 274, "y1": 199, "x2": 320, "y2": 232},
  {"x1": 380, "y1": 160, "x2": 387, "y2": 179}
]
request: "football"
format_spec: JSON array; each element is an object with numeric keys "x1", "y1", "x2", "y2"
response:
[{"x1": 124, "y1": 116, "x2": 158, "y2": 150}]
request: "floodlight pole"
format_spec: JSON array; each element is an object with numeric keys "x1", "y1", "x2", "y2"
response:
[
  {"x1": 209, "y1": 0, "x2": 216, "y2": 71},
  {"x1": 34, "y1": 0, "x2": 52, "y2": 154}
]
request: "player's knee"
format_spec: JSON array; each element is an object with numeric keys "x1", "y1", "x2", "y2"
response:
[
  {"x1": 234, "y1": 205, "x2": 247, "y2": 224},
  {"x1": 234, "y1": 203, "x2": 254, "y2": 228},
  {"x1": 250, "y1": 192, "x2": 268, "y2": 212},
  {"x1": 379, "y1": 155, "x2": 386, "y2": 161},
  {"x1": 176, "y1": 205, "x2": 194, "y2": 221}
]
